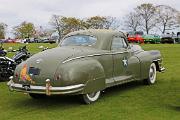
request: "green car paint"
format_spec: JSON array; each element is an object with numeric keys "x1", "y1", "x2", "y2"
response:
[
  {"x1": 7, "y1": 29, "x2": 165, "y2": 102},
  {"x1": 143, "y1": 34, "x2": 161, "y2": 43}
]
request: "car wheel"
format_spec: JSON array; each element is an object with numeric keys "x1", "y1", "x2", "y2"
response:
[
  {"x1": 144, "y1": 63, "x2": 157, "y2": 85},
  {"x1": 82, "y1": 91, "x2": 101, "y2": 104},
  {"x1": 29, "y1": 93, "x2": 47, "y2": 99}
]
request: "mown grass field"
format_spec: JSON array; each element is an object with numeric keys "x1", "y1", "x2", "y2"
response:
[{"x1": 0, "y1": 43, "x2": 180, "y2": 120}]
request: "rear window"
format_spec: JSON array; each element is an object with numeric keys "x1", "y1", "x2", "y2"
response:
[{"x1": 60, "y1": 35, "x2": 97, "y2": 47}]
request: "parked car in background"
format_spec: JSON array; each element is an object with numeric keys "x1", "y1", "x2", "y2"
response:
[
  {"x1": 143, "y1": 34, "x2": 161, "y2": 44},
  {"x1": 161, "y1": 33, "x2": 175, "y2": 44},
  {"x1": 174, "y1": 32, "x2": 180, "y2": 43},
  {"x1": 15, "y1": 39, "x2": 23, "y2": 43},
  {"x1": 8, "y1": 29, "x2": 165, "y2": 104},
  {"x1": 0, "y1": 39, "x2": 5, "y2": 43},
  {"x1": 24, "y1": 38, "x2": 39, "y2": 43},
  {"x1": 41, "y1": 38, "x2": 56, "y2": 44},
  {"x1": 4, "y1": 39, "x2": 16, "y2": 43},
  {"x1": 127, "y1": 31, "x2": 144, "y2": 43}
]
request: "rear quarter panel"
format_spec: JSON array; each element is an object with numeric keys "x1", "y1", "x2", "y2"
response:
[{"x1": 56, "y1": 57, "x2": 107, "y2": 94}]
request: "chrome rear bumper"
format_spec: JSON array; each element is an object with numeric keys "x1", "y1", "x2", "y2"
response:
[{"x1": 7, "y1": 80, "x2": 85, "y2": 95}]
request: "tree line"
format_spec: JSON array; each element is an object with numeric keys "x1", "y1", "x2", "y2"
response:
[{"x1": 0, "y1": 3, "x2": 180, "y2": 40}]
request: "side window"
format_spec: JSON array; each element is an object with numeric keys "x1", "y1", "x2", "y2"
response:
[
  {"x1": 111, "y1": 37, "x2": 127, "y2": 50},
  {"x1": 122, "y1": 38, "x2": 128, "y2": 48}
]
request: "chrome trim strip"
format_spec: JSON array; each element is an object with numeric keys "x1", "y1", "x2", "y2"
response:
[
  {"x1": 62, "y1": 56, "x2": 86, "y2": 63},
  {"x1": 105, "y1": 78, "x2": 114, "y2": 84},
  {"x1": 62, "y1": 52, "x2": 125, "y2": 63},
  {"x1": 87, "y1": 54, "x2": 102, "y2": 57},
  {"x1": 104, "y1": 52, "x2": 124, "y2": 55}
]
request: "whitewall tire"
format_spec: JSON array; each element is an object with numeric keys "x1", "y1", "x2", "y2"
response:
[
  {"x1": 144, "y1": 63, "x2": 157, "y2": 85},
  {"x1": 82, "y1": 91, "x2": 101, "y2": 104}
]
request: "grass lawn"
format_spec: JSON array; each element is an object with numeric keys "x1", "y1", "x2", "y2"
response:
[{"x1": 0, "y1": 43, "x2": 180, "y2": 120}]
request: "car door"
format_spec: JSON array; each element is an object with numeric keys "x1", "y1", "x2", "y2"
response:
[{"x1": 111, "y1": 36, "x2": 140, "y2": 84}]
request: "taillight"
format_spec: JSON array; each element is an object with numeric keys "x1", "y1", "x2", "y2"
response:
[
  {"x1": 15, "y1": 73, "x2": 19, "y2": 79},
  {"x1": 54, "y1": 74, "x2": 61, "y2": 81}
]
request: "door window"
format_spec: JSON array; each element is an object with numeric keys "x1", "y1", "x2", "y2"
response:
[{"x1": 111, "y1": 37, "x2": 127, "y2": 50}]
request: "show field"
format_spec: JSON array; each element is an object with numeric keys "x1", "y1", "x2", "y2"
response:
[{"x1": 0, "y1": 43, "x2": 180, "y2": 120}]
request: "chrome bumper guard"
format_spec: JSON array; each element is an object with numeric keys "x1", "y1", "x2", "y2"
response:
[
  {"x1": 7, "y1": 79, "x2": 85, "y2": 95},
  {"x1": 159, "y1": 67, "x2": 165, "y2": 72}
]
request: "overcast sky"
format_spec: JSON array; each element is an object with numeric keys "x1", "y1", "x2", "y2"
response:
[{"x1": 0, "y1": 0, "x2": 180, "y2": 37}]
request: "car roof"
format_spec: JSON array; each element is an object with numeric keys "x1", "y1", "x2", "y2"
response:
[
  {"x1": 64, "y1": 29, "x2": 126, "y2": 50},
  {"x1": 66, "y1": 29, "x2": 125, "y2": 37}
]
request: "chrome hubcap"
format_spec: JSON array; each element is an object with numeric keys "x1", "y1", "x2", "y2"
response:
[
  {"x1": 150, "y1": 67, "x2": 155, "y2": 80},
  {"x1": 86, "y1": 91, "x2": 100, "y2": 102},
  {"x1": 87, "y1": 92, "x2": 97, "y2": 98},
  {"x1": 149, "y1": 63, "x2": 156, "y2": 83}
]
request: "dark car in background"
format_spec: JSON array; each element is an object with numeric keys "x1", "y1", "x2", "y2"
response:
[
  {"x1": 161, "y1": 33, "x2": 176, "y2": 44},
  {"x1": 42, "y1": 38, "x2": 56, "y2": 43},
  {"x1": 24, "y1": 38, "x2": 39, "y2": 43},
  {"x1": 4, "y1": 39, "x2": 16, "y2": 43},
  {"x1": 174, "y1": 32, "x2": 180, "y2": 43}
]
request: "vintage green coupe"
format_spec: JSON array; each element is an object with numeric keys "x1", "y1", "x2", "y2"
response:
[
  {"x1": 143, "y1": 34, "x2": 161, "y2": 43},
  {"x1": 7, "y1": 29, "x2": 165, "y2": 104}
]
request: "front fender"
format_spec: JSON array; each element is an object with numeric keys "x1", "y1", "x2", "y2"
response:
[
  {"x1": 55, "y1": 58, "x2": 106, "y2": 94},
  {"x1": 136, "y1": 50, "x2": 161, "y2": 80},
  {"x1": 136, "y1": 51, "x2": 153, "y2": 80}
]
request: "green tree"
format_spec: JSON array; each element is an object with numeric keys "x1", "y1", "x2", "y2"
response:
[
  {"x1": 85, "y1": 16, "x2": 107, "y2": 29},
  {"x1": 85, "y1": 16, "x2": 119, "y2": 29},
  {"x1": 13, "y1": 21, "x2": 36, "y2": 39},
  {"x1": 61, "y1": 17, "x2": 85, "y2": 35},
  {"x1": 49, "y1": 15, "x2": 120, "y2": 43},
  {"x1": 0, "y1": 23, "x2": 7, "y2": 39}
]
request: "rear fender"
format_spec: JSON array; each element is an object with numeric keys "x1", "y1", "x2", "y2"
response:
[{"x1": 56, "y1": 58, "x2": 106, "y2": 94}]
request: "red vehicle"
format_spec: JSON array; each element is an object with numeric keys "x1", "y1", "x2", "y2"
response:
[
  {"x1": 4, "y1": 39, "x2": 16, "y2": 43},
  {"x1": 127, "y1": 31, "x2": 144, "y2": 43}
]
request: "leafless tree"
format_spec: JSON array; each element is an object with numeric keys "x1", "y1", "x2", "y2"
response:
[
  {"x1": 124, "y1": 12, "x2": 140, "y2": 31},
  {"x1": 104, "y1": 16, "x2": 120, "y2": 30},
  {"x1": 0, "y1": 23, "x2": 7, "y2": 39},
  {"x1": 156, "y1": 5, "x2": 179, "y2": 34},
  {"x1": 35, "y1": 26, "x2": 54, "y2": 38},
  {"x1": 49, "y1": 15, "x2": 65, "y2": 42},
  {"x1": 135, "y1": 3, "x2": 157, "y2": 34}
]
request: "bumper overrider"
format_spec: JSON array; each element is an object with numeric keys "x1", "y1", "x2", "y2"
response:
[
  {"x1": 159, "y1": 67, "x2": 165, "y2": 72},
  {"x1": 7, "y1": 77, "x2": 85, "y2": 95},
  {"x1": 153, "y1": 58, "x2": 165, "y2": 72}
]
